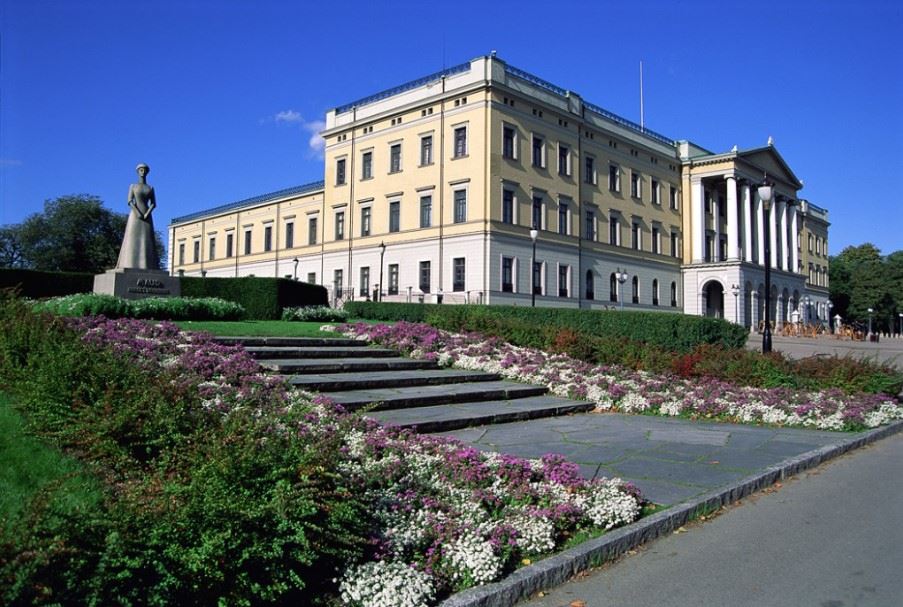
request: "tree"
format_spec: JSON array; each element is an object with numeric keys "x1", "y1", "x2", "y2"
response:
[
  {"x1": 0, "y1": 195, "x2": 164, "y2": 274},
  {"x1": 830, "y1": 243, "x2": 901, "y2": 331}
]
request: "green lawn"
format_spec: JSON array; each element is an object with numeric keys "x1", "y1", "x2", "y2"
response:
[
  {"x1": 173, "y1": 319, "x2": 346, "y2": 337},
  {"x1": 0, "y1": 393, "x2": 104, "y2": 534}
]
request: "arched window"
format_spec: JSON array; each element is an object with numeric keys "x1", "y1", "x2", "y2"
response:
[
  {"x1": 652, "y1": 279, "x2": 659, "y2": 306},
  {"x1": 610, "y1": 273, "x2": 618, "y2": 302},
  {"x1": 670, "y1": 281, "x2": 678, "y2": 307},
  {"x1": 632, "y1": 276, "x2": 640, "y2": 304},
  {"x1": 586, "y1": 270, "x2": 595, "y2": 300}
]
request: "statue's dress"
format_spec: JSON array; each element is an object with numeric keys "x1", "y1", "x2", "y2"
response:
[{"x1": 116, "y1": 183, "x2": 158, "y2": 269}]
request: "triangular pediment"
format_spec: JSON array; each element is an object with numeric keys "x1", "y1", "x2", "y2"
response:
[{"x1": 737, "y1": 146, "x2": 802, "y2": 190}]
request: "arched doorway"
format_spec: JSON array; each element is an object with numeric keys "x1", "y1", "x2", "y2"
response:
[{"x1": 703, "y1": 281, "x2": 725, "y2": 318}]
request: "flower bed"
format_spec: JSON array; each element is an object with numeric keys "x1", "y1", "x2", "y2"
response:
[
  {"x1": 2, "y1": 308, "x2": 644, "y2": 606},
  {"x1": 336, "y1": 322, "x2": 903, "y2": 432}
]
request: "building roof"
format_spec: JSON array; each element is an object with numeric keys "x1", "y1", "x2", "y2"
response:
[{"x1": 170, "y1": 180, "x2": 325, "y2": 225}]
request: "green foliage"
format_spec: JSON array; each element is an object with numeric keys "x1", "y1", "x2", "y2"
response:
[
  {"x1": 830, "y1": 243, "x2": 903, "y2": 332},
  {"x1": 281, "y1": 305, "x2": 349, "y2": 322},
  {"x1": 0, "y1": 194, "x2": 164, "y2": 273},
  {"x1": 32, "y1": 293, "x2": 246, "y2": 321},
  {"x1": 0, "y1": 297, "x2": 369, "y2": 604},
  {"x1": 0, "y1": 268, "x2": 95, "y2": 298},
  {"x1": 182, "y1": 276, "x2": 327, "y2": 320},
  {"x1": 173, "y1": 320, "x2": 342, "y2": 337}
]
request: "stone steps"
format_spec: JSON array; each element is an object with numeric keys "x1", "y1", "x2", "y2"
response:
[
  {"x1": 249, "y1": 346, "x2": 399, "y2": 359},
  {"x1": 285, "y1": 368, "x2": 500, "y2": 392},
  {"x1": 319, "y1": 380, "x2": 548, "y2": 412},
  {"x1": 270, "y1": 357, "x2": 439, "y2": 374}
]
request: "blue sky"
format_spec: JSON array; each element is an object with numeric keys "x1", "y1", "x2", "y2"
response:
[{"x1": 2, "y1": 0, "x2": 901, "y2": 259}]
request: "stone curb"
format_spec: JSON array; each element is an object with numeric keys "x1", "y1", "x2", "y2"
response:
[{"x1": 438, "y1": 418, "x2": 903, "y2": 607}]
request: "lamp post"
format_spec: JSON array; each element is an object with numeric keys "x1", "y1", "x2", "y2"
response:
[
  {"x1": 867, "y1": 307, "x2": 874, "y2": 338},
  {"x1": 731, "y1": 284, "x2": 740, "y2": 324},
  {"x1": 530, "y1": 228, "x2": 539, "y2": 307},
  {"x1": 758, "y1": 175, "x2": 774, "y2": 353},
  {"x1": 616, "y1": 268, "x2": 628, "y2": 311},
  {"x1": 378, "y1": 241, "x2": 386, "y2": 302},
  {"x1": 898, "y1": 312, "x2": 903, "y2": 337},
  {"x1": 293, "y1": 258, "x2": 299, "y2": 281},
  {"x1": 803, "y1": 295, "x2": 811, "y2": 325},
  {"x1": 827, "y1": 301, "x2": 834, "y2": 333}
]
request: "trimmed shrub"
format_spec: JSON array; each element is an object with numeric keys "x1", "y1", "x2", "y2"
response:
[
  {"x1": 182, "y1": 276, "x2": 327, "y2": 320},
  {"x1": 0, "y1": 268, "x2": 94, "y2": 298},
  {"x1": 32, "y1": 293, "x2": 246, "y2": 321},
  {"x1": 281, "y1": 306, "x2": 349, "y2": 322}
]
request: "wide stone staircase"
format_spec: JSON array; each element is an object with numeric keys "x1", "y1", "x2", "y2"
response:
[{"x1": 215, "y1": 336, "x2": 592, "y2": 432}]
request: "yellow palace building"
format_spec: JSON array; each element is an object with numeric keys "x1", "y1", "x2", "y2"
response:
[{"x1": 169, "y1": 54, "x2": 831, "y2": 328}]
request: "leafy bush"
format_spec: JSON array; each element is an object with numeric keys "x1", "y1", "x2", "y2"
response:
[
  {"x1": 0, "y1": 268, "x2": 94, "y2": 298},
  {"x1": 32, "y1": 293, "x2": 246, "y2": 320},
  {"x1": 182, "y1": 276, "x2": 328, "y2": 320},
  {"x1": 282, "y1": 305, "x2": 349, "y2": 322}
]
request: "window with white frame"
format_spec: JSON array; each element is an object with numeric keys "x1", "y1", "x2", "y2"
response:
[
  {"x1": 284, "y1": 222, "x2": 294, "y2": 249},
  {"x1": 632, "y1": 220, "x2": 642, "y2": 250},
  {"x1": 671, "y1": 281, "x2": 678, "y2": 307},
  {"x1": 359, "y1": 266, "x2": 370, "y2": 297},
  {"x1": 453, "y1": 258, "x2": 466, "y2": 292},
  {"x1": 558, "y1": 264, "x2": 570, "y2": 297},
  {"x1": 609, "y1": 213, "x2": 620, "y2": 246},
  {"x1": 585, "y1": 155, "x2": 596, "y2": 185},
  {"x1": 632, "y1": 275, "x2": 640, "y2": 303},
  {"x1": 532, "y1": 195, "x2": 543, "y2": 230},
  {"x1": 501, "y1": 256, "x2": 514, "y2": 292},
  {"x1": 420, "y1": 195, "x2": 432, "y2": 228},
  {"x1": 558, "y1": 143, "x2": 570, "y2": 176},
  {"x1": 558, "y1": 201, "x2": 569, "y2": 235},
  {"x1": 244, "y1": 230, "x2": 251, "y2": 255},
  {"x1": 609, "y1": 164, "x2": 620, "y2": 192},
  {"x1": 208, "y1": 237, "x2": 216, "y2": 260},
  {"x1": 652, "y1": 279, "x2": 660, "y2": 306},
  {"x1": 585, "y1": 210, "x2": 596, "y2": 241},
  {"x1": 388, "y1": 264, "x2": 399, "y2": 295},
  {"x1": 670, "y1": 185, "x2": 678, "y2": 210},
  {"x1": 308, "y1": 216, "x2": 318, "y2": 245},
  {"x1": 178, "y1": 242, "x2": 185, "y2": 266},
  {"x1": 532, "y1": 260, "x2": 543, "y2": 295},
  {"x1": 389, "y1": 200, "x2": 400, "y2": 233},
  {"x1": 264, "y1": 225, "x2": 273, "y2": 252},
  {"x1": 630, "y1": 171, "x2": 642, "y2": 199},
  {"x1": 651, "y1": 225, "x2": 660, "y2": 254},
  {"x1": 532, "y1": 135, "x2": 545, "y2": 168},
  {"x1": 671, "y1": 230, "x2": 680, "y2": 258},
  {"x1": 333, "y1": 268, "x2": 343, "y2": 291},
  {"x1": 389, "y1": 143, "x2": 402, "y2": 173},
  {"x1": 360, "y1": 207, "x2": 371, "y2": 237},
  {"x1": 453, "y1": 126, "x2": 467, "y2": 158},
  {"x1": 651, "y1": 179, "x2": 660, "y2": 205},
  {"x1": 503, "y1": 125, "x2": 517, "y2": 159},
  {"x1": 453, "y1": 189, "x2": 467, "y2": 224},
  {"x1": 335, "y1": 211, "x2": 345, "y2": 240},
  {"x1": 361, "y1": 151, "x2": 372, "y2": 180},
  {"x1": 336, "y1": 158, "x2": 346, "y2": 185},
  {"x1": 419, "y1": 261, "x2": 431, "y2": 292},
  {"x1": 225, "y1": 233, "x2": 233, "y2": 258},
  {"x1": 502, "y1": 188, "x2": 515, "y2": 224},
  {"x1": 420, "y1": 135, "x2": 433, "y2": 166},
  {"x1": 585, "y1": 270, "x2": 595, "y2": 300}
]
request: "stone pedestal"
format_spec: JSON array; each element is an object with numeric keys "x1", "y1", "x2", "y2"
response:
[{"x1": 93, "y1": 268, "x2": 181, "y2": 300}]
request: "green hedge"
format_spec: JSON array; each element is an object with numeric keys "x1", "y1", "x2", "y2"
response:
[
  {"x1": 181, "y1": 276, "x2": 327, "y2": 320},
  {"x1": 0, "y1": 268, "x2": 94, "y2": 298},
  {"x1": 343, "y1": 302, "x2": 749, "y2": 352},
  {"x1": 33, "y1": 293, "x2": 246, "y2": 321}
]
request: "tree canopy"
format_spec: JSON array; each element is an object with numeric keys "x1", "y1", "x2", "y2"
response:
[
  {"x1": 829, "y1": 243, "x2": 903, "y2": 332},
  {"x1": 0, "y1": 195, "x2": 164, "y2": 274}
]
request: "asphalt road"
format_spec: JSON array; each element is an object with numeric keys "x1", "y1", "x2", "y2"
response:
[{"x1": 521, "y1": 432, "x2": 903, "y2": 607}]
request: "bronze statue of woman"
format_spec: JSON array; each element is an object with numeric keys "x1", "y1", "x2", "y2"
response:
[{"x1": 116, "y1": 162, "x2": 159, "y2": 269}]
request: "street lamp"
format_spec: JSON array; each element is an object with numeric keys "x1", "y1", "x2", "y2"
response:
[
  {"x1": 378, "y1": 242, "x2": 386, "y2": 302},
  {"x1": 803, "y1": 295, "x2": 811, "y2": 325},
  {"x1": 293, "y1": 257, "x2": 299, "y2": 281},
  {"x1": 731, "y1": 284, "x2": 740, "y2": 324},
  {"x1": 867, "y1": 307, "x2": 874, "y2": 338},
  {"x1": 899, "y1": 312, "x2": 902, "y2": 337},
  {"x1": 758, "y1": 175, "x2": 774, "y2": 353},
  {"x1": 616, "y1": 268, "x2": 629, "y2": 311},
  {"x1": 827, "y1": 300, "x2": 834, "y2": 333},
  {"x1": 530, "y1": 228, "x2": 539, "y2": 307}
]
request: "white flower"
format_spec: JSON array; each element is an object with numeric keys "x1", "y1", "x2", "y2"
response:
[
  {"x1": 444, "y1": 531, "x2": 502, "y2": 586},
  {"x1": 339, "y1": 560, "x2": 434, "y2": 607}
]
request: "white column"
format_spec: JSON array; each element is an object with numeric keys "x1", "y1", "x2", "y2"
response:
[
  {"x1": 712, "y1": 191, "x2": 721, "y2": 260},
  {"x1": 769, "y1": 198, "x2": 779, "y2": 269},
  {"x1": 776, "y1": 294, "x2": 784, "y2": 328},
  {"x1": 778, "y1": 199, "x2": 788, "y2": 271},
  {"x1": 691, "y1": 178, "x2": 704, "y2": 262},
  {"x1": 755, "y1": 191, "x2": 765, "y2": 266},
  {"x1": 751, "y1": 291, "x2": 759, "y2": 331},
  {"x1": 790, "y1": 203, "x2": 799, "y2": 274},
  {"x1": 742, "y1": 181, "x2": 752, "y2": 262},
  {"x1": 725, "y1": 175, "x2": 739, "y2": 261}
]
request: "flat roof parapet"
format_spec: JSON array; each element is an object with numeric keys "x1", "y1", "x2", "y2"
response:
[{"x1": 170, "y1": 180, "x2": 325, "y2": 225}]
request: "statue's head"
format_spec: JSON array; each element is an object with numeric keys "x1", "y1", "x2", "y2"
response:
[{"x1": 136, "y1": 163, "x2": 150, "y2": 176}]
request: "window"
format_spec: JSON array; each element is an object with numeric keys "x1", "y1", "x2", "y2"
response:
[
  {"x1": 420, "y1": 195, "x2": 432, "y2": 228},
  {"x1": 502, "y1": 189, "x2": 515, "y2": 224},
  {"x1": 533, "y1": 261, "x2": 543, "y2": 295},
  {"x1": 816, "y1": 237, "x2": 822, "y2": 255},
  {"x1": 264, "y1": 226, "x2": 273, "y2": 252},
  {"x1": 558, "y1": 144, "x2": 569, "y2": 176},
  {"x1": 208, "y1": 237, "x2": 216, "y2": 260},
  {"x1": 632, "y1": 276, "x2": 639, "y2": 304},
  {"x1": 390, "y1": 143, "x2": 402, "y2": 173},
  {"x1": 453, "y1": 257, "x2": 466, "y2": 292},
  {"x1": 610, "y1": 273, "x2": 618, "y2": 302},
  {"x1": 671, "y1": 231, "x2": 679, "y2": 258},
  {"x1": 585, "y1": 156, "x2": 595, "y2": 184},
  {"x1": 630, "y1": 171, "x2": 642, "y2": 199},
  {"x1": 420, "y1": 136, "x2": 432, "y2": 166},
  {"x1": 558, "y1": 202, "x2": 568, "y2": 235},
  {"x1": 285, "y1": 223, "x2": 294, "y2": 249},
  {"x1": 306, "y1": 272, "x2": 316, "y2": 284},
  {"x1": 335, "y1": 211, "x2": 345, "y2": 241},
  {"x1": 453, "y1": 189, "x2": 467, "y2": 223},
  {"x1": 585, "y1": 211, "x2": 596, "y2": 241},
  {"x1": 632, "y1": 221, "x2": 641, "y2": 250},
  {"x1": 308, "y1": 216, "x2": 318, "y2": 245},
  {"x1": 225, "y1": 233, "x2": 233, "y2": 258},
  {"x1": 360, "y1": 207, "x2": 371, "y2": 237},
  {"x1": 419, "y1": 261, "x2": 431, "y2": 292},
  {"x1": 558, "y1": 265, "x2": 569, "y2": 297},
  {"x1": 705, "y1": 234, "x2": 714, "y2": 262},
  {"x1": 651, "y1": 179, "x2": 660, "y2": 205},
  {"x1": 670, "y1": 185, "x2": 678, "y2": 210},
  {"x1": 389, "y1": 201, "x2": 400, "y2": 233},
  {"x1": 359, "y1": 267, "x2": 370, "y2": 297},
  {"x1": 609, "y1": 164, "x2": 620, "y2": 192},
  {"x1": 501, "y1": 257, "x2": 514, "y2": 292},
  {"x1": 244, "y1": 230, "x2": 252, "y2": 255},
  {"x1": 362, "y1": 151, "x2": 372, "y2": 180},
  {"x1": 532, "y1": 135, "x2": 545, "y2": 168},
  {"x1": 333, "y1": 268, "x2": 343, "y2": 291},
  {"x1": 388, "y1": 264, "x2": 399, "y2": 295},
  {"x1": 671, "y1": 281, "x2": 678, "y2": 307},
  {"x1": 453, "y1": 126, "x2": 467, "y2": 158},
  {"x1": 585, "y1": 270, "x2": 595, "y2": 300},
  {"x1": 652, "y1": 226, "x2": 660, "y2": 254},
  {"x1": 609, "y1": 214, "x2": 620, "y2": 246},
  {"x1": 336, "y1": 158, "x2": 346, "y2": 185},
  {"x1": 178, "y1": 243, "x2": 185, "y2": 266},
  {"x1": 808, "y1": 234, "x2": 813, "y2": 253},
  {"x1": 503, "y1": 126, "x2": 516, "y2": 159},
  {"x1": 532, "y1": 195, "x2": 543, "y2": 230},
  {"x1": 652, "y1": 279, "x2": 660, "y2": 306}
]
